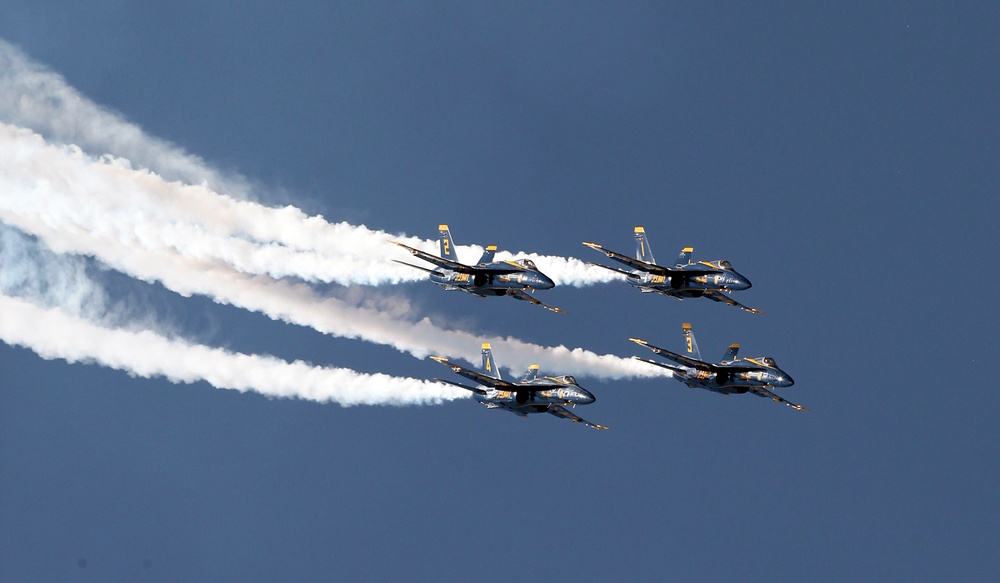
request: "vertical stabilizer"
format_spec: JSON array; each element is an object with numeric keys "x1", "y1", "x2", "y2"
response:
[
  {"x1": 721, "y1": 343, "x2": 740, "y2": 362},
  {"x1": 681, "y1": 322, "x2": 703, "y2": 361},
  {"x1": 439, "y1": 224, "x2": 459, "y2": 262},
  {"x1": 634, "y1": 226, "x2": 656, "y2": 264},
  {"x1": 519, "y1": 364, "x2": 540, "y2": 382},
  {"x1": 676, "y1": 247, "x2": 694, "y2": 266},
  {"x1": 481, "y1": 343, "x2": 502, "y2": 380},
  {"x1": 477, "y1": 245, "x2": 497, "y2": 265}
]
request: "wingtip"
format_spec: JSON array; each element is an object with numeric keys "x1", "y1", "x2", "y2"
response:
[
  {"x1": 429, "y1": 355, "x2": 448, "y2": 363},
  {"x1": 582, "y1": 241, "x2": 602, "y2": 249},
  {"x1": 628, "y1": 337, "x2": 647, "y2": 345}
]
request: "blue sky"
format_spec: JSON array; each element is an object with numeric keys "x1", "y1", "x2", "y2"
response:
[{"x1": 1, "y1": 3, "x2": 998, "y2": 581}]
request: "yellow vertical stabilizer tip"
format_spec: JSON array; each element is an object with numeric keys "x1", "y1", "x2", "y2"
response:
[
  {"x1": 634, "y1": 226, "x2": 645, "y2": 233},
  {"x1": 730, "y1": 343, "x2": 740, "y2": 348},
  {"x1": 529, "y1": 364, "x2": 539, "y2": 369},
  {"x1": 481, "y1": 343, "x2": 491, "y2": 349},
  {"x1": 682, "y1": 247, "x2": 694, "y2": 252},
  {"x1": 439, "y1": 224, "x2": 449, "y2": 230},
  {"x1": 682, "y1": 323, "x2": 692, "y2": 329}
]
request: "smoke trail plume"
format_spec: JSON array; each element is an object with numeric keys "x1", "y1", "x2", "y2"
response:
[
  {"x1": 0, "y1": 39, "x2": 616, "y2": 288},
  {"x1": 0, "y1": 294, "x2": 461, "y2": 406},
  {"x1": 0, "y1": 40, "x2": 658, "y2": 381},
  {"x1": 0, "y1": 122, "x2": 653, "y2": 379},
  {"x1": 0, "y1": 227, "x2": 462, "y2": 405}
]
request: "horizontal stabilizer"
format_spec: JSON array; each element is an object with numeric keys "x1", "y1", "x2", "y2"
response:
[
  {"x1": 585, "y1": 261, "x2": 633, "y2": 277},
  {"x1": 392, "y1": 259, "x2": 445, "y2": 277},
  {"x1": 631, "y1": 355, "x2": 685, "y2": 374},
  {"x1": 433, "y1": 377, "x2": 487, "y2": 395}
]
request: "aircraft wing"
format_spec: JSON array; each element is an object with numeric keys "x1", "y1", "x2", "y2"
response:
[
  {"x1": 629, "y1": 338, "x2": 712, "y2": 371},
  {"x1": 750, "y1": 386, "x2": 809, "y2": 411},
  {"x1": 582, "y1": 242, "x2": 720, "y2": 276},
  {"x1": 429, "y1": 356, "x2": 518, "y2": 389},
  {"x1": 391, "y1": 241, "x2": 473, "y2": 274},
  {"x1": 507, "y1": 289, "x2": 566, "y2": 314},
  {"x1": 582, "y1": 242, "x2": 663, "y2": 273},
  {"x1": 547, "y1": 404, "x2": 609, "y2": 430},
  {"x1": 702, "y1": 290, "x2": 764, "y2": 314}
]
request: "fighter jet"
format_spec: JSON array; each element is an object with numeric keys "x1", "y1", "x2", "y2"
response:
[
  {"x1": 583, "y1": 226, "x2": 762, "y2": 314},
  {"x1": 430, "y1": 344, "x2": 608, "y2": 429},
  {"x1": 630, "y1": 323, "x2": 805, "y2": 410},
  {"x1": 392, "y1": 225, "x2": 565, "y2": 313}
]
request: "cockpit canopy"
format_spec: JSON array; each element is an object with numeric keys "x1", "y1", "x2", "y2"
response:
[
  {"x1": 719, "y1": 260, "x2": 733, "y2": 270},
  {"x1": 512, "y1": 259, "x2": 537, "y2": 270},
  {"x1": 760, "y1": 357, "x2": 776, "y2": 367},
  {"x1": 557, "y1": 375, "x2": 578, "y2": 386}
]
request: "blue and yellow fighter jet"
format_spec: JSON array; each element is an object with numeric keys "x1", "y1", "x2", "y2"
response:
[
  {"x1": 583, "y1": 226, "x2": 762, "y2": 314},
  {"x1": 630, "y1": 323, "x2": 805, "y2": 410},
  {"x1": 392, "y1": 225, "x2": 565, "y2": 313},
  {"x1": 430, "y1": 344, "x2": 608, "y2": 429}
]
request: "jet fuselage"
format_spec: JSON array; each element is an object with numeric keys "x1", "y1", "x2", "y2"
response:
[
  {"x1": 671, "y1": 358, "x2": 794, "y2": 395},
  {"x1": 474, "y1": 376, "x2": 596, "y2": 414},
  {"x1": 431, "y1": 260, "x2": 555, "y2": 296},
  {"x1": 627, "y1": 261, "x2": 751, "y2": 297}
]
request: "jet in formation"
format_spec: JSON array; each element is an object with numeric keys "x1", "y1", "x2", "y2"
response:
[
  {"x1": 583, "y1": 226, "x2": 762, "y2": 314},
  {"x1": 392, "y1": 225, "x2": 565, "y2": 313},
  {"x1": 430, "y1": 344, "x2": 608, "y2": 429},
  {"x1": 630, "y1": 323, "x2": 805, "y2": 410}
]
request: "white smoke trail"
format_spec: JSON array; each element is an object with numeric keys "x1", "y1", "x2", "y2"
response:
[
  {"x1": 0, "y1": 294, "x2": 462, "y2": 406},
  {"x1": 0, "y1": 227, "x2": 463, "y2": 406},
  {"x1": 0, "y1": 40, "x2": 616, "y2": 288},
  {"x1": 0, "y1": 122, "x2": 654, "y2": 379}
]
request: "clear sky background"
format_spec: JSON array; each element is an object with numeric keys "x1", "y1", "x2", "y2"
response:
[{"x1": 1, "y1": 3, "x2": 998, "y2": 581}]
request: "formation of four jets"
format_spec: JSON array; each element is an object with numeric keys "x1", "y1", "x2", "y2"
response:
[{"x1": 392, "y1": 225, "x2": 804, "y2": 430}]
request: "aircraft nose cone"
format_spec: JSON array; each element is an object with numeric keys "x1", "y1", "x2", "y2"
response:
[
  {"x1": 735, "y1": 276, "x2": 752, "y2": 290},
  {"x1": 537, "y1": 274, "x2": 555, "y2": 289},
  {"x1": 777, "y1": 374, "x2": 794, "y2": 387},
  {"x1": 577, "y1": 389, "x2": 596, "y2": 404}
]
